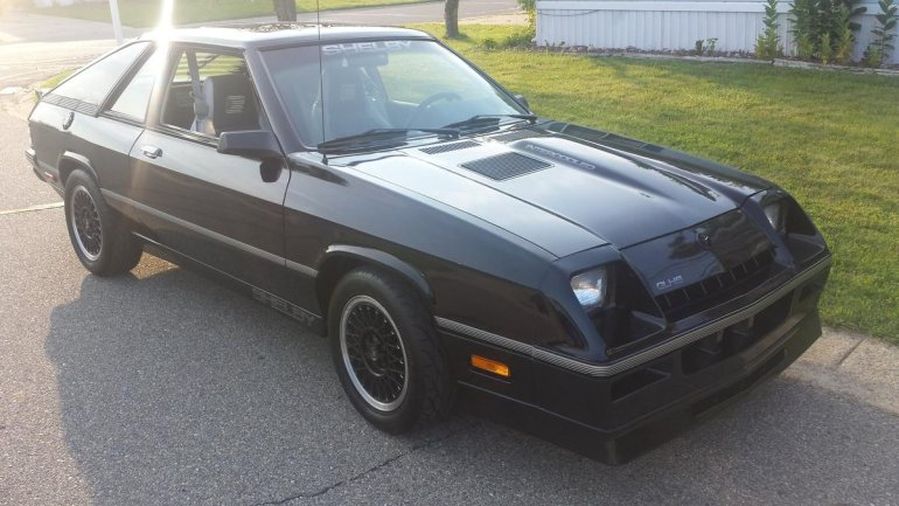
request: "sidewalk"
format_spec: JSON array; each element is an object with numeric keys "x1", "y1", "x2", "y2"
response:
[{"x1": 787, "y1": 328, "x2": 898, "y2": 416}]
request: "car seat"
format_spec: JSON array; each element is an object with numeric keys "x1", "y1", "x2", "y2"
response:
[{"x1": 193, "y1": 74, "x2": 260, "y2": 137}]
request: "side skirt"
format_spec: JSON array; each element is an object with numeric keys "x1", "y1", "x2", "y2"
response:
[{"x1": 134, "y1": 232, "x2": 325, "y2": 335}]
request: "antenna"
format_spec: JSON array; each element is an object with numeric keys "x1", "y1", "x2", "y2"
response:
[{"x1": 316, "y1": 0, "x2": 327, "y2": 164}]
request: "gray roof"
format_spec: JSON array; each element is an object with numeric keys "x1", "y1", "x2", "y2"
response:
[{"x1": 141, "y1": 25, "x2": 434, "y2": 50}]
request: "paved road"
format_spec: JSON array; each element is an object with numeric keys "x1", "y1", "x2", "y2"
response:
[
  {"x1": 0, "y1": 0, "x2": 518, "y2": 88},
  {"x1": 221, "y1": 0, "x2": 517, "y2": 26},
  {"x1": 0, "y1": 98, "x2": 898, "y2": 504},
  {"x1": 0, "y1": 13, "x2": 141, "y2": 88}
]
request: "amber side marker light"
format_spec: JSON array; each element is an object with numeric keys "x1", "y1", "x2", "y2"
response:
[{"x1": 471, "y1": 354, "x2": 511, "y2": 378}]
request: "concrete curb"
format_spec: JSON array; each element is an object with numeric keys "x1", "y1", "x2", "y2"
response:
[
  {"x1": 583, "y1": 52, "x2": 768, "y2": 64},
  {"x1": 786, "y1": 328, "x2": 899, "y2": 416},
  {"x1": 569, "y1": 51, "x2": 899, "y2": 76},
  {"x1": 773, "y1": 58, "x2": 899, "y2": 77}
]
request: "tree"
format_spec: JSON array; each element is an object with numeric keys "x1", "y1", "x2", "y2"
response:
[
  {"x1": 274, "y1": 0, "x2": 297, "y2": 22},
  {"x1": 445, "y1": 0, "x2": 460, "y2": 38}
]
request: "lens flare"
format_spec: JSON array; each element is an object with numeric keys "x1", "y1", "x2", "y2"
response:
[{"x1": 157, "y1": 0, "x2": 175, "y2": 32}]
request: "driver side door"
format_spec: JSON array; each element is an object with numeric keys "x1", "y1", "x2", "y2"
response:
[{"x1": 123, "y1": 46, "x2": 292, "y2": 298}]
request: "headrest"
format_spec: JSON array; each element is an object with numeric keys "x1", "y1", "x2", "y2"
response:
[
  {"x1": 204, "y1": 74, "x2": 259, "y2": 136},
  {"x1": 327, "y1": 66, "x2": 365, "y2": 106}
]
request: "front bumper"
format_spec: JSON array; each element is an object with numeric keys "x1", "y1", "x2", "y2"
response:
[{"x1": 439, "y1": 256, "x2": 831, "y2": 464}]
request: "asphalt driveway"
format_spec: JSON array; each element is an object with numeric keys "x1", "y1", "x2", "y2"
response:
[{"x1": 0, "y1": 99, "x2": 898, "y2": 504}]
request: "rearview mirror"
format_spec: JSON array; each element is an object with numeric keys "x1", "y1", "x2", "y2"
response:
[{"x1": 218, "y1": 130, "x2": 282, "y2": 159}]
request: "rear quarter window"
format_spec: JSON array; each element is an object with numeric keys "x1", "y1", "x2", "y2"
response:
[
  {"x1": 49, "y1": 42, "x2": 150, "y2": 110},
  {"x1": 107, "y1": 48, "x2": 166, "y2": 123}
]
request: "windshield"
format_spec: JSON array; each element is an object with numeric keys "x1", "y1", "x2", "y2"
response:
[{"x1": 261, "y1": 39, "x2": 526, "y2": 148}]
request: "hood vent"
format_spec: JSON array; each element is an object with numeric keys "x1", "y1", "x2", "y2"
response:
[
  {"x1": 489, "y1": 129, "x2": 539, "y2": 143},
  {"x1": 460, "y1": 152, "x2": 552, "y2": 181},
  {"x1": 419, "y1": 140, "x2": 480, "y2": 155}
]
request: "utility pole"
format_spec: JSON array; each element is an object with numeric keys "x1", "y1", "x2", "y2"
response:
[{"x1": 108, "y1": 0, "x2": 123, "y2": 45}]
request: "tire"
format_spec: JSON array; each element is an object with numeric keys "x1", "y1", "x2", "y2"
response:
[
  {"x1": 64, "y1": 170, "x2": 142, "y2": 276},
  {"x1": 329, "y1": 267, "x2": 453, "y2": 433}
]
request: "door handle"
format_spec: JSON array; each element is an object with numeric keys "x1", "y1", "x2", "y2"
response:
[{"x1": 141, "y1": 145, "x2": 162, "y2": 159}]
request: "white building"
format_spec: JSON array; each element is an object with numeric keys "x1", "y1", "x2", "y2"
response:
[{"x1": 535, "y1": 0, "x2": 899, "y2": 65}]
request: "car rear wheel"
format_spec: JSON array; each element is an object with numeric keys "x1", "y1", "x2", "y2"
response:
[
  {"x1": 64, "y1": 170, "x2": 142, "y2": 276},
  {"x1": 329, "y1": 267, "x2": 453, "y2": 433}
]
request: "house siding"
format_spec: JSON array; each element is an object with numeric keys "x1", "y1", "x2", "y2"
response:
[{"x1": 536, "y1": 1, "x2": 899, "y2": 64}]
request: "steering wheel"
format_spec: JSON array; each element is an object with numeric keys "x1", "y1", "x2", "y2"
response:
[{"x1": 405, "y1": 92, "x2": 462, "y2": 128}]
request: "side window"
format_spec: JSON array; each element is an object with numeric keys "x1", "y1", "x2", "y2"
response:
[
  {"x1": 108, "y1": 48, "x2": 166, "y2": 122},
  {"x1": 52, "y1": 42, "x2": 150, "y2": 107},
  {"x1": 161, "y1": 49, "x2": 261, "y2": 138}
]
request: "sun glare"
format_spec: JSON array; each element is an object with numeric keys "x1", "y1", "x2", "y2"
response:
[{"x1": 157, "y1": 0, "x2": 175, "y2": 32}]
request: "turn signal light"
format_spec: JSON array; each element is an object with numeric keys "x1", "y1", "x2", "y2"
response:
[{"x1": 471, "y1": 354, "x2": 510, "y2": 378}]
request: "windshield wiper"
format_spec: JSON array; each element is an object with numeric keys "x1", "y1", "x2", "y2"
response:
[
  {"x1": 443, "y1": 113, "x2": 537, "y2": 131},
  {"x1": 317, "y1": 128, "x2": 460, "y2": 153}
]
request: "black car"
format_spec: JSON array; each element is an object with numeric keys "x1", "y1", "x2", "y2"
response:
[{"x1": 26, "y1": 26, "x2": 831, "y2": 464}]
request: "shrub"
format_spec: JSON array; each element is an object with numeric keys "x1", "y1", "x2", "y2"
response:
[
  {"x1": 864, "y1": 0, "x2": 898, "y2": 67},
  {"x1": 834, "y1": 5, "x2": 856, "y2": 64},
  {"x1": 790, "y1": 0, "x2": 868, "y2": 63},
  {"x1": 863, "y1": 44, "x2": 884, "y2": 65},
  {"x1": 819, "y1": 32, "x2": 834, "y2": 62},
  {"x1": 693, "y1": 38, "x2": 719, "y2": 56},
  {"x1": 790, "y1": 0, "x2": 818, "y2": 58},
  {"x1": 755, "y1": 0, "x2": 783, "y2": 59}
]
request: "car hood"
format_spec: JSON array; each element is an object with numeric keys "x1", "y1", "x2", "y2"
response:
[{"x1": 340, "y1": 124, "x2": 772, "y2": 258}]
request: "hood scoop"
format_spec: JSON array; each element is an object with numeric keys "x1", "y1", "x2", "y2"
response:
[
  {"x1": 419, "y1": 140, "x2": 481, "y2": 155},
  {"x1": 460, "y1": 152, "x2": 552, "y2": 181}
]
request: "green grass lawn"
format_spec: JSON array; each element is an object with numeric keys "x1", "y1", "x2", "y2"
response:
[
  {"x1": 38, "y1": 68, "x2": 74, "y2": 90},
  {"x1": 414, "y1": 24, "x2": 899, "y2": 343},
  {"x1": 31, "y1": 0, "x2": 436, "y2": 28}
]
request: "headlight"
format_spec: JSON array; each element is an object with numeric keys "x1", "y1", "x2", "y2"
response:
[
  {"x1": 763, "y1": 201, "x2": 786, "y2": 232},
  {"x1": 571, "y1": 267, "x2": 607, "y2": 311}
]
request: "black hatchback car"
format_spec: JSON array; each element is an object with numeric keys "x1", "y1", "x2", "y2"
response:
[{"x1": 27, "y1": 26, "x2": 831, "y2": 464}]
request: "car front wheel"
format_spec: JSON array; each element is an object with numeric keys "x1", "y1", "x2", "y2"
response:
[
  {"x1": 64, "y1": 170, "x2": 142, "y2": 276},
  {"x1": 329, "y1": 267, "x2": 453, "y2": 433}
]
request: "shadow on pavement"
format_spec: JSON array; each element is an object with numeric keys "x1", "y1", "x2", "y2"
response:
[{"x1": 45, "y1": 261, "x2": 899, "y2": 504}]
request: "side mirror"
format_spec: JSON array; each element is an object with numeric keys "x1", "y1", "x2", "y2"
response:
[
  {"x1": 513, "y1": 93, "x2": 531, "y2": 111},
  {"x1": 218, "y1": 130, "x2": 282, "y2": 159}
]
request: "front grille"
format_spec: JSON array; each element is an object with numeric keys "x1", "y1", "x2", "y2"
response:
[{"x1": 656, "y1": 249, "x2": 776, "y2": 321}]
